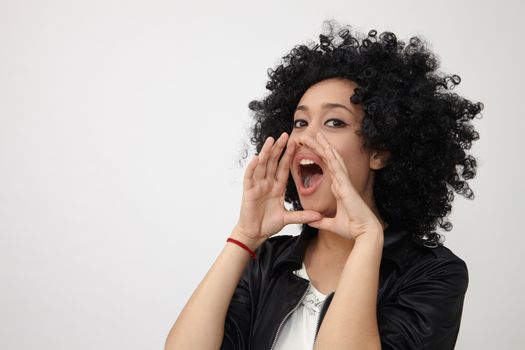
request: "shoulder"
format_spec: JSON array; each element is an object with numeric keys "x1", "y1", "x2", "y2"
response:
[
  {"x1": 397, "y1": 238, "x2": 469, "y2": 294},
  {"x1": 378, "y1": 240, "x2": 470, "y2": 349},
  {"x1": 410, "y1": 240, "x2": 467, "y2": 272}
]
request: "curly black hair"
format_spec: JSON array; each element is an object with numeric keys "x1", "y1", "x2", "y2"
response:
[{"x1": 243, "y1": 20, "x2": 483, "y2": 246}]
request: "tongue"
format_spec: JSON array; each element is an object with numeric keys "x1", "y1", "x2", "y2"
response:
[{"x1": 304, "y1": 173, "x2": 322, "y2": 188}]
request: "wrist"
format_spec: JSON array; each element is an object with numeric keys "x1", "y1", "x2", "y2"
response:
[
  {"x1": 226, "y1": 237, "x2": 257, "y2": 260},
  {"x1": 230, "y1": 227, "x2": 264, "y2": 251},
  {"x1": 355, "y1": 228, "x2": 384, "y2": 247}
]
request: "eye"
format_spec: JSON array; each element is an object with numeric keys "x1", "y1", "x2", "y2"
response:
[
  {"x1": 293, "y1": 119, "x2": 307, "y2": 128},
  {"x1": 293, "y1": 118, "x2": 347, "y2": 129},
  {"x1": 326, "y1": 119, "x2": 346, "y2": 128}
]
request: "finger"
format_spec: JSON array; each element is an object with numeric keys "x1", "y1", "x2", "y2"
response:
[
  {"x1": 301, "y1": 135, "x2": 337, "y2": 179},
  {"x1": 306, "y1": 217, "x2": 335, "y2": 231},
  {"x1": 332, "y1": 148, "x2": 349, "y2": 175},
  {"x1": 275, "y1": 137, "x2": 297, "y2": 184},
  {"x1": 301, "y1": 136, "x2": 342, "y2": 194},
  {"x1": 303, "y1": 135, "x2": 355, "y2": 197},
  {"x1": 300, "y1": 136, "x2": 331, "y2": 169},
  {"x1": 243, "y1": 154, "x2": 260, "y2": 190},
  {"x1": 316, "y1": 133, "x2": 348, "y2": 176},
  {"x1": 326, "y1": 148, "x2": 361, "y2": 202},
  {"x1": 253, "y1": 136, "x2": 275, "y2": 181},
  {"x1": 266, "y1": 132, "x2": 288, "y2": 180},
  {"x1": 283, "y1": 209, "x2": 323, "y2": 226},
  {"x1": 317, "y1": 133, "x2": 348, "y2": 175},
  {"x1": 328, "y1": 147, "x2": 357, "y2": 191},
  {"x1": 314, "y1": 134, "x2": 352, "y2": 189}
]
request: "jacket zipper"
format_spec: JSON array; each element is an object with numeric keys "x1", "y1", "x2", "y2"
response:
[{"x1": 268, "y1": 285, "x2": 310, "y2": 350}]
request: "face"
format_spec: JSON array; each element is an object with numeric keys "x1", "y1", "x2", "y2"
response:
[{"x1": 289, "y1": 78, "x2": 384, "y2": 217}]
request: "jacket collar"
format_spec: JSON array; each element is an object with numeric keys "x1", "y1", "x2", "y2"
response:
[{"x1": 272, "y1": 223, "x2": 413, "y2": 275}]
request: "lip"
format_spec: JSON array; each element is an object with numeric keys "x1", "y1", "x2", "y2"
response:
[
  {"x1": 294, "y1": 150, "x2": 325, "y2": 196},
  {"x1": 294, "y1": 150, "x2": 325, "y2": 172}
]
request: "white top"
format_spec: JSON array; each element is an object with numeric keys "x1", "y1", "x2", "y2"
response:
[{"x1": 273, "y1": 262, "x2": 329, "y2": 350}]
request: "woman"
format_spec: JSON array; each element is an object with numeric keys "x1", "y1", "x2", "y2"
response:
[{"x1": 165, "y1": 20, "x2": 482, "y2": 350}]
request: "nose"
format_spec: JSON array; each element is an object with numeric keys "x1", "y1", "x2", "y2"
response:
[
  {"x1": 297, "y1": 129, "x2": 320, "y2": 148},
  {"x1": 297, "y1": 138, "x2": 307, "y2": 147},
  {"x1": 290, "y1": 119, "x2": 322, "y2": 148}
]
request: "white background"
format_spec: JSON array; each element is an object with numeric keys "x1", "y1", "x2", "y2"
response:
[{"x1": 1, "y1": 0, "x2": 523, "y2": 349}]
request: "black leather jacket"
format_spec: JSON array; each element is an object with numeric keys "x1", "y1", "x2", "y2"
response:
[{"x1": 221, "y1": 224, "x2": 468, "y2": 350}]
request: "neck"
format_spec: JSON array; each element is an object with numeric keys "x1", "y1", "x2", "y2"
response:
[
  {"x1": 313, "y1": 229, "x2": 355, "y2": 265},
  {"x1": 311, "y1": 188, "x2": 387, "y2": 263},
  {"x1": 306, "y1": 171, "x2": 387, "y2": 266}
]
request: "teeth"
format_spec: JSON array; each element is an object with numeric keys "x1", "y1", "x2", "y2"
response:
[{"x1": 299, "y1": 159, "x2": 317, "y2": 165}]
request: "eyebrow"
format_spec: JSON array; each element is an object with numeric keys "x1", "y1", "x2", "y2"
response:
[{"x1": 295, "y1": 102, "x2": 355, "y2": 115}]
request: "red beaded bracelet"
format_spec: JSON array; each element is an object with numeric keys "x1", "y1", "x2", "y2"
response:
[{"x1": 226, "y1": 237, "x2": 257, "y2": 260}]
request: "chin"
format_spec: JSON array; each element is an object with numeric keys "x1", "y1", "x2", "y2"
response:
[{"x1": 298, "y1": 197, "x2": 336, "y2": 217}]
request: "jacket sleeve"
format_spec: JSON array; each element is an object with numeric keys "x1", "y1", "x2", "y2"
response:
[
  {"x1": 377, "y1": 256, "x2": 469, "y2": 350},
  {"x1": 219, "y1": 259, "x2": 254, "y2": 350}
]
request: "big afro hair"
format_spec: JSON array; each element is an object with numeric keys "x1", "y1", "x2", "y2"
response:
[{"x1": 243, "y1": 20, "x2": 483, "y2": 246}]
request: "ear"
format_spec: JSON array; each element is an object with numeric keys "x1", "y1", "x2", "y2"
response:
[{"x1": 369, "y1": 149, "x2": 390, "y2": 170}]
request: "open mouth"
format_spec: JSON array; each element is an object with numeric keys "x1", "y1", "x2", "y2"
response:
[{"x1": 299, "y1": 161, "x2": 324, "y2": 193}]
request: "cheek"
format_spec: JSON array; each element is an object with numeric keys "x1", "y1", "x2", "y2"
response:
[
  {"x1": 288, "y1": 130, "x2": 299, "y2": 143},
  {"x1": 338, "y1": 148, "x2": 369, "y2": 173}
]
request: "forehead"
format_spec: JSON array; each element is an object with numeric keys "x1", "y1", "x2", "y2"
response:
[
  {"x1": 297, "y1": 78, "x2": 363, "y2": 116},
  {"x1": 299, "y1": 78, "x2": 358, "y2": 104}
]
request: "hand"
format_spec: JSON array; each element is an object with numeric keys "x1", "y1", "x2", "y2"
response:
[
  {"x1": 301, "y1": 133, "x2": 383, "y2": 241},
  {"x1": 233, "y1": 132, "x2": 323, "y2": 249}
]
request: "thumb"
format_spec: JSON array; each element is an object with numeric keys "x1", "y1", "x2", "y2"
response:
[
  {"x1": 284, "y1": 210, "x2": 323, "y2": 226},
  {"x1": 306, "y1": 217, "x2": 334, "y2": 231}
]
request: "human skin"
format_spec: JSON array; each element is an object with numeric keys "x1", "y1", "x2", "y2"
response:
[
  {"x1": 164, "y1": 130, "x2": 321, "y2": 350},
  {"x1": 289, "y1": 77, "x2": 388, "y2": 348},
  {"x1": 300, "y1": 130, "x2": 385, "y2": 349},
  {"x1": 289, "y1": 78, "x2": 388, "y2": 250},
  {"x1": 165, "y1": 78, "x2": 389, "y2": 349},
  {"x1": 289, "y1": 78, "x2": 387, "y2": 223}
]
